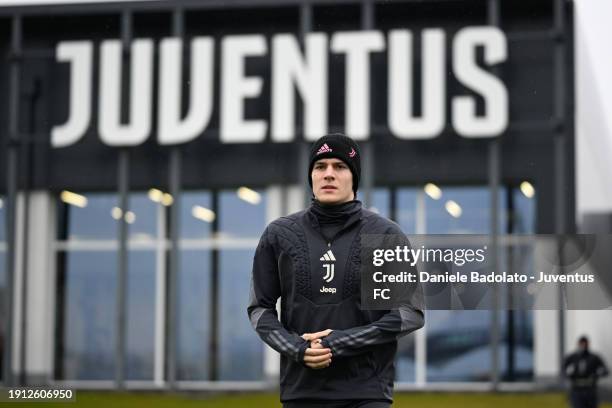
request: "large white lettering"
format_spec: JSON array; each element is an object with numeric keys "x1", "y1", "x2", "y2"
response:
[
  {"x1": 221, "y1": 34, "x2": 267, "y2": 143},
  {"x1": 99, "y1": 39, "x2": 153, "y2": 146},
  {"x1": 51, "y1": 41, "x2": 92, "y2": 148},
  {"x1": 388, "y1": 29, "x2": 446, "y2": 139},
  {"x1": 330, "y1": 31, "x2": 385, "y2": 140},
  {"x1": 51, "y1": 27, "x2": 509, "y2": 148},
  {"x1": 452, "y1": 27, "x2": 508, "y2": 137},
  {"x1": 271, "y1": 33, "x2": 328, "y2": 142},
  {"x1": 158, "y1": 37, "x2": 214, "y2": 145}
]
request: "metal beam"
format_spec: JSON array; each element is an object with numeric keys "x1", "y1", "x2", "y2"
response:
[
  {"x1": 166, "y1": 6, "x2": 184, "y2": 390},
  {"x1": 115, "y1": 9, "x2": 133, "y2": 391},
  {"x1": 3, "y1": 14, "x2": 22, "y2": 388},
  {"x1": 487, "y1": 0, "x2": 501, "y2": 392}
]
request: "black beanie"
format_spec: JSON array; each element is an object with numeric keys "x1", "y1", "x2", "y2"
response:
[{"x1": 308, "y1": 133, "x2": 361, "y2": 194}]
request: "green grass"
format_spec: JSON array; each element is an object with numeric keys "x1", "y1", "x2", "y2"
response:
[{"x1": 3, "y1": 391, "x2": 611, "y2": 408}]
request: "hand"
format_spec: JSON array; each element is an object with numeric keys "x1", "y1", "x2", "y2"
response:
[
  {"x1": 303, "y1": 345, "x2": 332, "y2": 369},
  {"x1": 301, "y1": 329, "x2": 333, "y2": 342}
]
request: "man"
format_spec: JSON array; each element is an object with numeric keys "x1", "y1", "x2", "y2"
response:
[
  {"x1": 247, "y1": 134, "x2": 425, "y2": 408},
  {"x1": 564, "y1": 336, "x2": 609, "y2": 408}
]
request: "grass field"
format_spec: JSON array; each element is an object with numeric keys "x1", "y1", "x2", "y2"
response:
[{"x1": 4, "y1": 392, "x2": 611, "y2": 408}]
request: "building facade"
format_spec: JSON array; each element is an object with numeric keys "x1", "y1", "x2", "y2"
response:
[{"x1": 0, "y1": 0, "x2": 593, "y2": 393}]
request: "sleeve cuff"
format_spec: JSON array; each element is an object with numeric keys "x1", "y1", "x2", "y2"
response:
[{"x1": 296, "y1": 340, "x2": 309, "y2": 363}]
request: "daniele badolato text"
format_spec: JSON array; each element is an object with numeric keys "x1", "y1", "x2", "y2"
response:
[{"x1": 364, "y1": 244, "x2": 595, "y2": 305}]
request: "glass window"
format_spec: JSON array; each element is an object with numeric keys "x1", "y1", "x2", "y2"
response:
[
  {"x1": 126, "y1": 250, "x2": 156, "y2": 380},
  {"x1": 395, "y1": 188, "x2": 418, "y2": 382},
  {"x1": 59, "y1": 192, "x2": 118, "y2": 241},
  {"x1": 424, "y1": 186, "x2": 504, "y2": 382},
  {"x1": 397, "y1": 188, "x2": 418, "y2": 233},
  {"x1": 217, "y1": 188, "x2": 266, "y2": 380},
  {"x1": 57, "y1": 251, "x2": 117, "y2": 380},
  {"x1": 513, "y1": 184, "x2": 536, "y2": 233},
  {"x1": 177, "y1": 250, "x2": 212, "y2": 380},
  {"x1": 369, "y1": 188, "x2": 390, "y2": 218},
  {"x1": 180, "y1": 192, "x2": 213, "y2": 240},
  {"x1": 57, "y1": 191, "x2": 161, "y2": 381},
  {"x1": 424, "y1": 187, "x2": 503, "y2": 234},
  {"x1": 127, "y1": 193, "x2": 159, "y2": 242},
  {"x1": 218, "y1": 188, "x2": 267, "y2": 238},
  {"x1": 496, "y1": 185, "x2": 536, "y2": 381},
  {"x1": 395, "y1": 185, "x2": 529, "y2": 382},
  {"x1": 218, "y1": 249, "x2": 263, "y2": 380}
]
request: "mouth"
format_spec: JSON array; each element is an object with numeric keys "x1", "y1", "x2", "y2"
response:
[{"x1": 321, "y1": 185, "x2": 337, "y2": 191}]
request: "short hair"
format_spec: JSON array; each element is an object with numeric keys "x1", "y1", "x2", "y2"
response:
[{"x1": 578, "y1": 335, "x2": 589, "y2": 344}]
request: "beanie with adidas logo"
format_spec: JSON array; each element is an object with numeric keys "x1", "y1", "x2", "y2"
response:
[{"x1": 308, "y1": 133, "x2": 361, "y2": 194}]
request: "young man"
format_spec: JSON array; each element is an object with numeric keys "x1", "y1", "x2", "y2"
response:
[
  {"x1": 564, "y1": 336, "x2": 609, "y2": 408},
  {"x1": 247, "y1": 134, "x2": 425, "y2": 408}
]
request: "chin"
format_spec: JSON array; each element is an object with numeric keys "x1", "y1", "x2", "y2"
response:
[
  {"x1": 318, "y1": 194, "x2": 349, "y2": 205},
  {"x1": 318, "y1": 197, "x2": 337, "y2": 204}
]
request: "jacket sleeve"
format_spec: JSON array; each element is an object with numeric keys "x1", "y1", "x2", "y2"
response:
[
  {"x1": 321, "y1": 225, "x2": 425, "y2": 358},
  {"x1": 563, "y1": 354, "x2": 576, "y2": 378},
  {"x1": 596, "y1": 355, "x2": 609, "y2": 378},
  {"x1": 320, "y1": 306, "x2": 424, "y2": 358},
  {"x1": 247, "y1": 226, "x2": 309, "y2": 363}
]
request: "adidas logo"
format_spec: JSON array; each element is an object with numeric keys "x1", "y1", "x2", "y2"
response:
[
  {"x1": 316, "y1": 143, "x2": 332, "y2": 155},
  {"x1": 349, "y1": 148, "x2": 356, "y2": 158},
  {"x1": 320, "y1": 249, "x2": 336, "y2": 262}
]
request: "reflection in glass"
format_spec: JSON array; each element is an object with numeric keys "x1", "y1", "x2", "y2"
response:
[
  {"x1": 496, "y1": 186, "x2": 536, "y2": 381},
  {"x1": 424, "y1": 187, "x2": 503, "y2": 382},
  {"x1": 177, "y1": 250, "x2": 212, "y2": 380},
  {"x1": 426, "y1": 309, "x2": 494, "y2": 381},
  {"x1": 127, "y1": 193, "x2": 158, "y2": 241},
  {"x1": 60, "y1": 193, "x2": 118, "y2": 240},
  {"x1": 58, "y1": 251, "x2": 117, "y2": 380},
  {"x1": 513, "y1": 186, "x2": 536, "y2": 233},
  {"x1": 396, "y1": 186, "x2": 532, "y2": 382},
  {"x1": 424, "y1": 187, "x2": 505, "y2": 234},
  {"x1": 219, "y1": 189, "x2": 267, "y2": 238},
  {"x1": 218, "y1": 250, "x2": 263, "y2": 380},
  {"x1": 180, "y1": 192, "x2": 213, "y2": 240},
  {"x1": 397, "y1": 188, "x2": 418, "y2": 234},
  {"x1": 369, "y1": 188, "x2": 390, "y2": 218},
  {"x1": 126, "y1": 250, "x2": 156, "y2": 380}
]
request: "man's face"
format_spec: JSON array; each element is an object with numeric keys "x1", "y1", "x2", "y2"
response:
[{"x1": 311, "y1": 158, "x2": 354, "y2": 205}]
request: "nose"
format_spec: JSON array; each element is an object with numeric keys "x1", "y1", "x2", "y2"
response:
[{"x1": 323, "y1": 165, "x2": 335, "y2": 179}]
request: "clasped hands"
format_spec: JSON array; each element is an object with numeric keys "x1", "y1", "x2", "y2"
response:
[{"x1": 301, "y1": 329, "x2": 333, "y2": 369}]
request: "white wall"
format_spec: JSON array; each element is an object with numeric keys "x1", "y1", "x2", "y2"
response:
[
  {"x1": 572, "y1": 0, "x2": 612, "y2": 390},
  {"x1": 575, "y1": 0, "x2": 612, "y2": 219}
]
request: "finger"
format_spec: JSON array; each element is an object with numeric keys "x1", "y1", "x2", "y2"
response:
[
  {"x1": 304, "y1": 347, "x2": 331, "y2": 356},
  {"x1": 306, "y1": 359, "x2": 332, "y2": 369},
  {"x1": 306, "y1": 359, "x2": 331, "y2": 369},
  {"x1": 310, "y1": 341, "x2": 323, "y2": 349},
  {"x1": 301, "y1": 333, "x2": 313, "y2": 341},
  {"x1": 304, "y1": 353, "x2": 332, "y2": 364},
  {"x1": 309, "y1": 329, "x2": 333, "y2": 339},
  {"x1": 310, "y1": 342, "x2": 323, "y2": 350}
]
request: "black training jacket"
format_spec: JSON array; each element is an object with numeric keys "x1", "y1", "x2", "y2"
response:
[{"x1": 247, "y1": 203, "x2": 425, "y2": 402}]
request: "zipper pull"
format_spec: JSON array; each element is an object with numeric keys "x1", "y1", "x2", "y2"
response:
[{"x1": 327, "y1": 242, "x2": 331, "y2": 248}]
